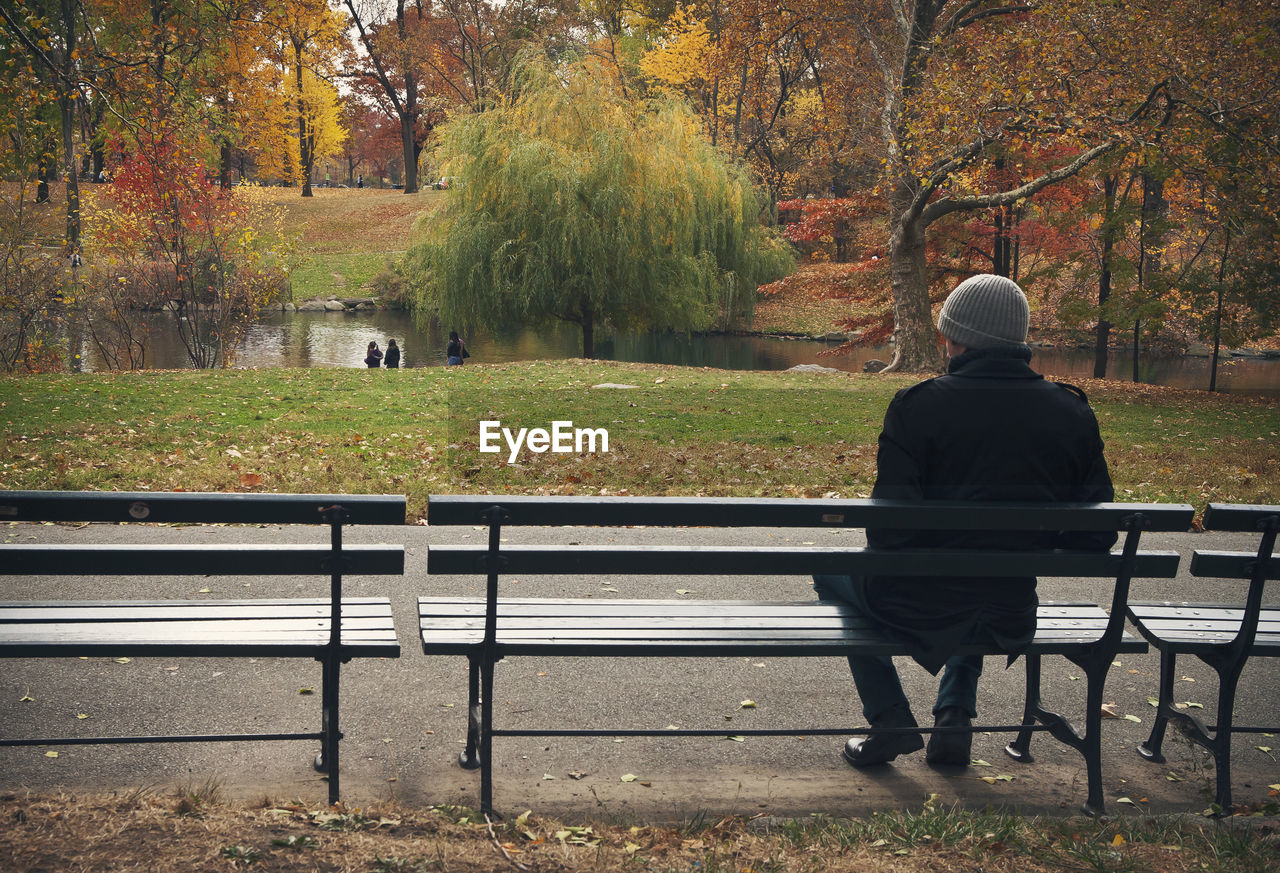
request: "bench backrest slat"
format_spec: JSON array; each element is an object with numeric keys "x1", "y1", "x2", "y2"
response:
[
  {"x1": 0, "y1": 544, "x2": 405, "y2": 576},
  {"x1": 1190, "y1": 550, "x2": 1280, "y2": 580},
  {"x1": 427, "y1": 543, "x2": 1180, "y2": 579},
  {"x1": 1202, "y1": 503, "x2": 1280, "y2": 533},
  {"x1": 0, "y1": 491, "x2": 406, "y2": 525},
  {"x1": 426, "y1": 495, "x2": 1193, "y2": 531}
]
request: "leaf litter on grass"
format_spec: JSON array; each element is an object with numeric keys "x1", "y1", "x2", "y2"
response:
[{"x1": 2, "y1": 792, "x2": 1278, "y2": 873}]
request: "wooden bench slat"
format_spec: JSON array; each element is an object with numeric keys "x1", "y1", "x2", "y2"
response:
[
  {"x1": 418, "y1": 597, "x2": 1111, "y2": 614},
  {"x1": 427, "y1": 495, "x2": 1194, "y2": 531},
  {"x1": 0, "y1": 544, "x2": 405, "y2": 576},
  {"x1": 1129, "y1": 633, "x2": 1280, "y2": 654},
  {"x1": 0, "y1": 600, "x2": 396, "y2": 622},
  {"x1": 1189, "y1": 550, "x2": 1280, "y2": 579},
  {"x1": 1128, "y1": 609, "x2": 1279, "y2": 626},
  {"x1": 2, "y1": 639, "x2": 400, "y2": 658},
  {"x1": 427, "y1": 544, "x2": 1181, "y2": 578},
  {"x1": 0, "y1": 491, "x2": 406, "y2": 525},
  {"x1": 1202, "y1": 503, "x2": 1280, "y2": 533},
  {"x1": 417, "y1": 609, "x2": 1111, "y2": 629},
  {"x1": 1, "y1": 597, "x2": 391, "y2": 610},
  {"x1": 418, "y1": 635, "x2": 1145, "y2": 658}
]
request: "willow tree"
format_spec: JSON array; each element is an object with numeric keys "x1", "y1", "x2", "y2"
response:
[{"x1": 408, "y1": 54, "x2": 792, "y2": 358}]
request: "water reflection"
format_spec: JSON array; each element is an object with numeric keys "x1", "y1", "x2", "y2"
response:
[{"x1": 75, "y1": 310, "x2": 1280, "y2": 397}]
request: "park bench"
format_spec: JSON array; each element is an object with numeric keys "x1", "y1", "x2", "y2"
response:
[
  {"x1": 1128, "y1": 502, "x2": 1280, "y2": 811},
  {"x1": 0, "y1": 490, "x2": 405, "y2": 805},
  {"x1": 420, "y1": 494, "x2": 1193, "y2": 815}
]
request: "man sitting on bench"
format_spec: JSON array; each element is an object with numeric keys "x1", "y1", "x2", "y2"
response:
[{"x1": 815, "y1": 273, "x2": 1117, "y2": 768}]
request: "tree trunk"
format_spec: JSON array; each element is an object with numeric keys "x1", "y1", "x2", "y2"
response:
[
  {"x1": 400, "y1": 107, "x2": 418, "y2": 194},
  {"x1": 581, "y1": 300, "x2": 595, "y2": 359},
  {"x1": 36, "y1": 153, "x2": 50, "y2": 204},
  {"x1": 885, "y1": 194, "x2": 944, "y2": 373},
  {"x1": 1209, "y1": 229, "x2": 1230, "y2": 393},
  {"x1": 401, "y1": 57, "x2": 419, "y2": 194},
  {"x1": 60, "y1": 91, "x2": 80, "y2": 249},
  {"x1": 296, "y1": 44, "x2": 313, "y2": 197},
  {"x1": 1094, "y1": 174, "x2": 1117, "y2": 378}
]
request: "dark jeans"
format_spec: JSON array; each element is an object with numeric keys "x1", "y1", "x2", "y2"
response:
[{"x1": 813, "y1": 574, "x2": 982, "y2": 724}]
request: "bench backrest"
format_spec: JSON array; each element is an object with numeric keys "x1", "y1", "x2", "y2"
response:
[
  {"x1": 1189, "y1": 502, "x2": 1280, "y2": 651},
  {"x1": 0, "y1": 491, "x2": 406, "y2": 648},
  {"x1": 427, "y1": 495, "x2": 1192, "y2": 650}
]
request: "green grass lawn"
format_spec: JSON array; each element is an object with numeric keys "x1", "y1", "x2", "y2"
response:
[
  {"x1": 287, "y1": 251, "x2": 402, "y2": 300},
  {"x1": 263, "y1": 187, "x2": 438, "y2": 300},
  {"x1": 3, "y1": 361, "x2": 1276, "y2": 521}
]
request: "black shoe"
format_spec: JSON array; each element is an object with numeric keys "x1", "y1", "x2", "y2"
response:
[
  {"x1": 925, "y1": 706, "x2": 973, "y2": 766},
  {"x1": 842, "y1": 708, "x2": 924, "y2": 767}
]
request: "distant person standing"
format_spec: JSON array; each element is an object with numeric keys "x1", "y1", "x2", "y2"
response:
[
  {"x1": 384, "y1": 339, "x2": 401, "y2": 368},
  {"x1": 364, "y1": 341, "x2": 383, "y2": 368},
  {"x1": 445, "y1": 331, "x2": 469, "y2": 366},
  {"x1": 357, "y1": 174, "x2": 364, "y2": 189}
]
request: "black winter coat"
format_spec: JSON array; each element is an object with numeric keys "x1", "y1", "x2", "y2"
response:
[{"x1": 859, "y1": 346, "x2": 1116, "y2": 672}]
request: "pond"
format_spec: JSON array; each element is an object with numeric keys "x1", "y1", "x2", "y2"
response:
[{"x1": 74, "y1": 310, "x2": 1280, "y2": 398}]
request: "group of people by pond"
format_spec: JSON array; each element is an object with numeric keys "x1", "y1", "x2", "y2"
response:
[{"x1": 362, "y1": 331, "x2": 468, "y2": 368}]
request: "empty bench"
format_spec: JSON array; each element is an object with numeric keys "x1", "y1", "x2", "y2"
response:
[
  {"x1": 0, "y1": 490, "x2": 405, "y2": 804},
  {"x1": 421, "y1": 495, "x2": 1192, "y2": 815},
  {"x1": 1128, "y1": 502, "x2": 1280, "y2": 811}
]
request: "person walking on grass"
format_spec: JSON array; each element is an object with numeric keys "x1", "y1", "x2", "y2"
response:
[{"x1": 814, "y1": 273, "x2": 1116, "y2": 769}]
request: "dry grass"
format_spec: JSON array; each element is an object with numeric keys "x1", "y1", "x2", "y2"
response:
[
  {"x1": 752, "y1": 263, "x2": 854, "y2": 336},
  {"x1": 2, "y1": 790, "x2": 1276, "y2": 873},
  {"x1": 262, "y1": 188, "x2": 441, "y2": 256}
]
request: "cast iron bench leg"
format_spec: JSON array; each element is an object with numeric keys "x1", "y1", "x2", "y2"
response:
[
  {"x1": 1210, "y1": 657, "x2": 1246, "y2": 811},
  {"x1": 479, "y1": 654, "x2": 496, "y2": 816},
  {"x1": 1138, "y1": 648, "x2": 1175, "y2": 762},
  {"x1": 315, "y1": 652, "x2": 342, "y2": 806},
  {"x1": 459, "y1": 655, "x2": 482, "y2": 769},
  {"x1": 1080, "y1": 658, "x2": 1107, "y2": 816},
  {"x1": 1005, "y1": 653, "x2": 1041, "y2": 762}
]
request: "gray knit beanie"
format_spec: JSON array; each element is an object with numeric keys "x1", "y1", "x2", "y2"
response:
[{"x1": 937, "y1": 274, "x2": 1029, "y2": 349}]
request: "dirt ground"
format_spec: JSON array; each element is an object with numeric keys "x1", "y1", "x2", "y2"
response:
[{"x1": 2, "y1": 789, "x2": 1278, "y2": 873}]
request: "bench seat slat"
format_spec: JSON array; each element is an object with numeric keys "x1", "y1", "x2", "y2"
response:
[
  {"x1": 427, "y1": 544, "x2": 1180, "y2": 578},
  {"x1": 1127, "y1": 603, "x2": 1280, "y2": 653},
  {"x1": 420, "y1": 614, "x2": 1119, "y2": 632},
  {"x1": 1, "y1": 597, "x2": 391, "y2": 610},
  {"x1": 0, "y1": 639, "x2": 399, "y2": 658},
  {"x1": 0, "y1": 544, "x2": 405, "y2": 576},
  {"x1": 419, "y1": 598, "x2": 1138, "y2": 656},
  {"x1": 1, "y1": 598, "x2": 400, "y2": 658},
  {"x1": 0, "y1": 599, "x2": 395, "y2": 622},
  {"x1": 418, "y1": 597, "x2": 1116, "y2": 618},
  {"x1": 418, "y1": 636, "x2": 1145, "y2": 658}
]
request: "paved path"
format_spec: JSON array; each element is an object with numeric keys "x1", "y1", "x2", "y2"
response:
[{"x1": 2, "y1": 522, "x2": 1276, "y2": 821}]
